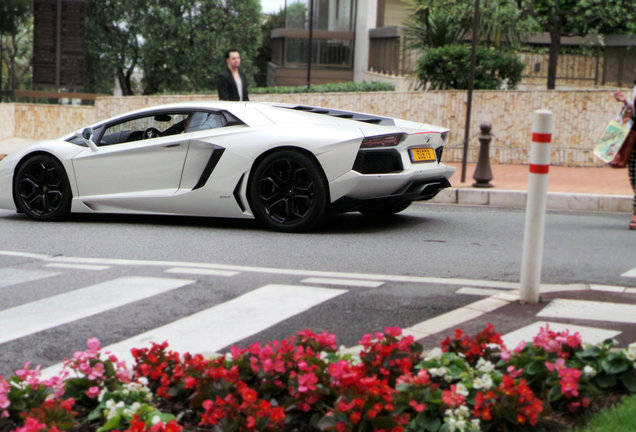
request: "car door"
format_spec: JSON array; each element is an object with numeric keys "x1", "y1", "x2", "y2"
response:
[{"x1": 72, "y1": 112, "x2": 191, "y2": 198}]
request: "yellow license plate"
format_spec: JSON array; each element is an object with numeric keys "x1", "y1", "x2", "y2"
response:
[{"x1": 409, "y1": 148, "x2": 436, "y2": 163}]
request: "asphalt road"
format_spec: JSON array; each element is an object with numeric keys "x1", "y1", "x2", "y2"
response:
[
  {"x1": 0, "y1": 203, "x2": 632, "y2": 284},
  {"x1": 0, "y1": 203, "x2": 634, "y2": 377}
]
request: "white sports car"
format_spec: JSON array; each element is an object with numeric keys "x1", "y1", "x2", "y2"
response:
[{"x1": 0, "y1": 102, "x2": 455, "y2": 232}]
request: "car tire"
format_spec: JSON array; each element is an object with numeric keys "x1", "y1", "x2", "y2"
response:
[
  {"x1": 13, "y1": 154, "x2": 72, "y2": 221},
  {"x1": 360, "y1": 200, "x2": 412, "y2": 217},
  {"x1": 249, "y1": 150, "x2": 328, "y2": 232}
]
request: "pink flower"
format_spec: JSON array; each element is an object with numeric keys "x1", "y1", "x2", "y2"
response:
[
  {"x1": 513, "y1": 340, "x2": 527, "y2": 353},
  {"x1": 89, "y1": 362, "x2": 105, "y2": 380},
  {"x1": 87, "y1": 338, "x2": 101, "y2": 352},
  {"x1": 86, "y1": 386, "x2": 100, "y2": 398},
  {"x1": 506, "y1": 365, "x2": 523, "y2": 378},
  {"x1": 298, "y1": 372, "x2": 318, "y2": 393}
]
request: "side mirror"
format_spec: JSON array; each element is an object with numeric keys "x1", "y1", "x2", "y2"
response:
[{"x1": 79, "y1": 127, "x2": 98, "y2": 152}]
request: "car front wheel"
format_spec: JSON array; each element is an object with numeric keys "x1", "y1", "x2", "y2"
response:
[
  {"x1": 13, "y1": 155, "x2": 72, "y2": 221},
  {"x1": 249, "y1": 150, "x2": 328, "y2": 232}
]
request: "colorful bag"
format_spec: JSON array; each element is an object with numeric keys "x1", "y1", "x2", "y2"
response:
[
  {"x1": 593, "y1": 106, "x2": 633, "y2": 166},
  {"x1": 608, "y1": 129, "x2": 635, "y2": 168}
]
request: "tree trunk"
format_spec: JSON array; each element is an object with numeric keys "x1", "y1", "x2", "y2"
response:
[
  {"x1": 116, "y1": 68, "x2": 132, "y2": 95},
  {"x1": 546, "y1": 20, "x2": 561, "y2": 90}
]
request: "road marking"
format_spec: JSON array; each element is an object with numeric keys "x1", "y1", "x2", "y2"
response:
[
  {"x1": 45, "y1": 263, "x2": 111, "y2": 271},
  {"x1": 301, "y1": 277, "x2": 384, "y2": 288},
  {"x1": 90, "y1": 284, "x2": 346, "y2": 368},
  {"x1": 537, "y1": 299, "x2": 636, "y2": 324},
  {"x1": 0, "y1": 268, "x2": 60, "y2": 289},
  {"x1": 622, "y1": 267, "x2": 636, "y2": 278},
  {"x1": 502, "y1": 321, "x2": 621, "y2": 349},
  {"x1": 456, "y1": 287, "x2": 518, "y2": 296},
  {"x1": 0, "y1": 249, "x2": 526, "y2": 289},
  {"x1": 165, "y1": 267, "x2": 239, "y2": 277},
  {"x1": 0, "y1": 277, "x2": 194, "y2": 345}
]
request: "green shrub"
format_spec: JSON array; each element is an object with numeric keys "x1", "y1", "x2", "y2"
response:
[
  {"x1": 417, "y1": 44, "x2": 525, "y2": 90},
  {"x1": 250, "y1": 80, "x2": 394, "y2": 94}
]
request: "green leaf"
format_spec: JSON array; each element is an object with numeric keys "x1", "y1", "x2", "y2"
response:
[
  {"x1": 422, "y1": 414, "x2": 442, "y2": 431},
  {"x1": 526, "y1": 360, "x2": 546, "y2": 375},
  {"x1": 595, "y1": 373, "x2": 617, "y2": 389},
  {"x1": 97, "y1": 415, "x2": 122, "y2": 432},
  {"x1": 602, "y1": 353, "x2": 630, "y2": 374},
  {"x1": 621, "y1": 372, "x2": 636, "y2": 393}
]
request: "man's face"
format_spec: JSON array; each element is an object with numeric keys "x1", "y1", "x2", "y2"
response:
[{"x1": 227, "y1": 51, "x2": 241, "y2": 69}]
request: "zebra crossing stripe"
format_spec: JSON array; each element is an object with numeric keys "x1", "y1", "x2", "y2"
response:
[
  {"x1": 165, "y1": 267, "x2": 238, "y2": 277},
  {"x1": 537, "y1": 298, "x2": 636, "y2": 324},
  {"x1": 301, "y1": 277, "x2": 384, "y2": 288},
  {"x1": 0, "y1": 277, "x2": 194, "y2": 345},
  {"x1": 101, "y1": 284, "x2": 347, "y2": 368},
  {"x1": 622, "y1": 267, "x2": 636, "y2": 278},
  {"x1": 0, "y1": 268, "x2": 59, "y2": 289}
]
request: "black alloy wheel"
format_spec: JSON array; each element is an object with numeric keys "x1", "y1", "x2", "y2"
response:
[
  {"x1": 249, "y1": 150, "x2": 328, "y2": 232},
  {"x1": 13, "y1": 155, "x2": 72, "y2": 221}
]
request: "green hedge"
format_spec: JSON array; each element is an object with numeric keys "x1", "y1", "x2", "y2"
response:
[
  {"x1": 250, "y1": 81, "x2": 395, "y2": 94},
  {"x1": 418, "y1": 44, "x2": 525, "y2": 90}
]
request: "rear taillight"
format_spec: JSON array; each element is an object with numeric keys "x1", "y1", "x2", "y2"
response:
[{"x1": 360, "y1": 133, "x2": 405, "y2": 148}]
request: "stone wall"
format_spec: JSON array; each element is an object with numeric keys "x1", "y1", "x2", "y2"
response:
[{"x1": 1, "y1": 89, "x2": 629, "y2": 166}]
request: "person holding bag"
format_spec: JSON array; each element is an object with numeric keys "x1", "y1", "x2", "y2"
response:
[{"x1": 613, "y1": 79, "x2": 636, "y2": 230}]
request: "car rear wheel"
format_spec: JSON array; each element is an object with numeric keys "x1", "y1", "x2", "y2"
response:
[
  {"x1": 249, "y1": 150, "x2": 328, "y2": 232},
  {"x1": 13, "y1": 155, "x2": 72, "y2": 221},
  {"x1": 360, "y1": 200, "x2": 412, "y2": 217}
]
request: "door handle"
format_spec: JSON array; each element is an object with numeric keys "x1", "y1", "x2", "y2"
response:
[{"x1": 163, "y1": 143, "x2": 181, "y2": 148}]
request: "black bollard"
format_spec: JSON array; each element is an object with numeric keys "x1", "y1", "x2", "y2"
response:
[{"x1": 472, "y1": 122, "x2": 494, "y2": 188}]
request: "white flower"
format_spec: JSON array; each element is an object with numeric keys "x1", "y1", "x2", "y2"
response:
[
  {"x1": 583, "y1": 365, "x2": 597, "y2": 378},
  {"x1": 429, "y1": 367, "x2": 447, "y2": 378},
  {"x1": 455, "y1": 383, "x2": 469, "y2": 397},
  {"x1": 625, "y1": 348, "x2": 636, "y2": 362},
  {"x1": 130, "y1": 402, "x2": 141, "y2": 413},
  {"x1": 152, "y1": 415, "x2": 161, "y2": 424},
  {"x1": 473, "y1": 376, "x2": 485, "y2": 390},
  {"x1": 476, "y1": 358, "x2": 495, "y2": 373},
  {"x1": 138, "y1": 377, "x2": 149, "y2": 386},
  {"x1": 455, "y1": 405, "x2": 470, "y2": 418},
  {"x1": 471, "y1": 419, "x2": 481, "y2": 430},
  {"x1": 426, "y1": 348, "x2": 444, "y2": 360}
]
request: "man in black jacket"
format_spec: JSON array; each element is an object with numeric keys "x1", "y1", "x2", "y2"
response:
[{"x1": 217, "y1": 48, "x2": 249, "y2": 101}]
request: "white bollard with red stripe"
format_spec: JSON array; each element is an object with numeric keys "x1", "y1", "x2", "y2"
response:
[{"x1": 520, "y1": 109, "x2": 553, "y2": 303}]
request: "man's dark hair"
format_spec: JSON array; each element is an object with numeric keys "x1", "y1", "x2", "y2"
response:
[{"x1": 224, "y1": 48, "x2": 239, "y2": 59}]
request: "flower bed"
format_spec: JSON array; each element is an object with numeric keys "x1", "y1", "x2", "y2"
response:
[{"x1": 1, "y1": 324, "x2": 635, "y2": 432}]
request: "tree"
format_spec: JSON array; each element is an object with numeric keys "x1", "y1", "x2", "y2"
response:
[
  {"x1": 85, "y1": 0, "x2": 145, "y2": 95},
  {"x1": 0, "y1": 0, "x2": 31, "y2": 90},
  {"x1": 84, "y1": 0, "x2": 262, "y2": 95},
  {"x1": 140, "y1": 0, "x2": 262, "y2": 94},
  {"x1": 406, "y1": 0, "x2": 532, "y2": 90},
  {"x1": 405, "y1": 0, "x2": 536, "y2": 49},
  {"x1": 519, "y1": 0, "x2": 636, "y2": 89}
]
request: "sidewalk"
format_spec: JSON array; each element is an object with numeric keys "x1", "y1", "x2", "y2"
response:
[{"x1": 433, "y1": 162, "x2": 634, "y2": 213}]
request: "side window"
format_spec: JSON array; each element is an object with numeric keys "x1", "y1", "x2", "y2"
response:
[
  {"x1": 185, "y1": 111, "x2": 225, "y2": 132},
  {"x1": 99, "y1": 113, "x2": 191, "y2": 146}
]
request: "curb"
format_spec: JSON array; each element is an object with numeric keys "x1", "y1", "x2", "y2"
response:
[{"x1": 431, "y1": 188, "x2": 633, "y2": 213}]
